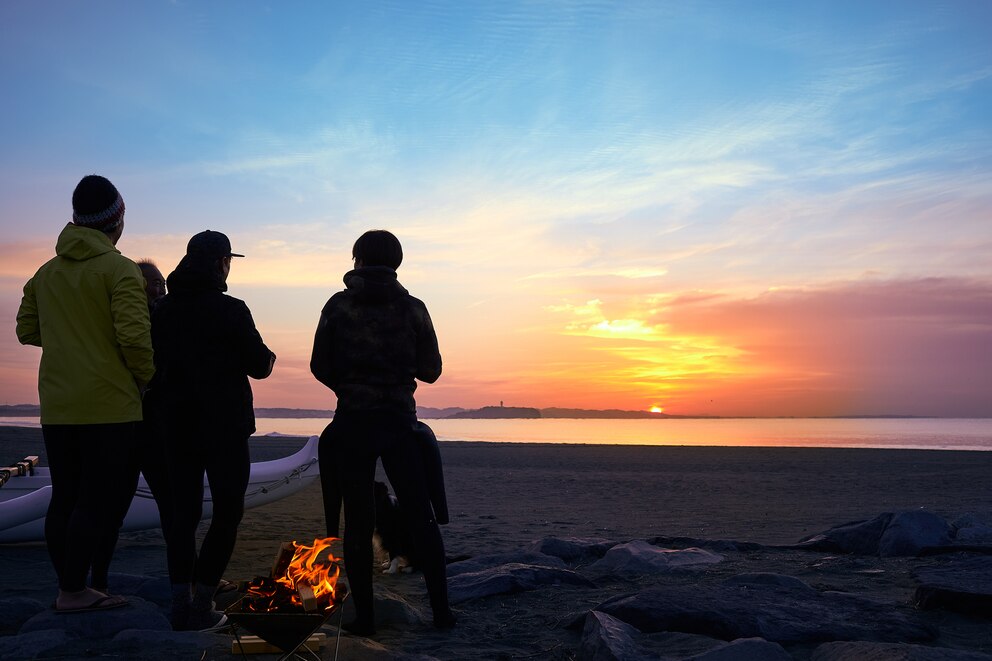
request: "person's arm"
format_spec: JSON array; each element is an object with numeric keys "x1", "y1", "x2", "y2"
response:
[
  {"x1": 415, "y1": 304, "x2": 442, "y2": 384},
  {"x1": 15, "y1": 278, "x2": 41, "y2": 347},
  {"x1": 310, "y1": 302, "x2": 338, "y2": 390},
  {"x1": 235, "y1": 301, "x2": 275, "y2": 380},
  {"x1": 112, "y1": 262, "x2": 155, "y2": 388}
]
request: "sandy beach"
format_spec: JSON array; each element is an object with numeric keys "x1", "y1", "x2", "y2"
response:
[{"x1": 1, "y1": 425, "x2": 990, "y2": 659}]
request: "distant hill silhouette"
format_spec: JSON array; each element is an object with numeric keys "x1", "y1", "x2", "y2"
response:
[
  {"x1": 0, "y1": 404, "x2": 934, "y2": 420},
  {"x1": 446, "y1": 406, "x2": 541, "y2": 419},
  {"x1": 541, "y1": 407, "x2": 673, "y2": 419}
]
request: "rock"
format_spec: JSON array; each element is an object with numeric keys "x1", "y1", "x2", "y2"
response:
[
  {"x1": 811, "y1": 641, "x2": 992, "y2": 660},
  {"x1": 375, "y1": 588, "x2": 429, "y2": 625},
  {"x1": 578, "y1": 611, "x2": 645, "y2": 661},
  {"x1": 447, "y1": 550, "x2": 566, "y2": 576},
  {"x1": 952, "y1": 514, "x2": 992, "y2": 545},
  {"x1": 795, "y1": 513, "x2": 893, "y2": 554},
  {"x1": 878, "y1": 511, "x2": 952, "y2": 557},
  {"x1": 721, "y1": 573, "x2": 817, "y2": 596},
  {"x1": 593, "y1": 574, "x2": 934, "y2": 644},
  {"x1": 330, "y1": 634, "x2": 441, "y2": 660},
  {"x1": 20, "y1": 596, "x2": 171, "y2": 638},
  {"x1": 0, "y1": 597, "x2": 46, "y2": 635},
  {"x1": 449, "y1": 562, "x2": 594, "y2": 603},
  {"x1": 112, "y1": 629, "x2": 231, "y2": 657},
  {"x1": 589, "y1": 541, "x2": 723, "y2": 576},
  {"x1": 530, "y1": 537, "x2": 617, "y2": 562},
  {"x1": 0, "y1": 629, "x2": 72, "y2": 660},
  {"x1": 133, "y1": 575, "x2": 173, "y2": 606},
  {"x1": 913, "y1": 555, "x2": 992, "y2": 617},
  {"x1": 795, "y1": 511, "x2": 955, "y2": 557},
  {"x1": 650, "y1": 536, "x2": 768, "y2": 553},
  {"x1": 686, "y1": 637, "x2": 792, "y2": 661}
]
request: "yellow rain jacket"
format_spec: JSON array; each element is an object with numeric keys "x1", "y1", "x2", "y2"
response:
[{"x1": 16, "y1": 223, "x2": 154, "y2": 424}]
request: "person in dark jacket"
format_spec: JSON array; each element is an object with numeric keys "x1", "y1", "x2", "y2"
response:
[
  {"x1": 152, "y1": 231, "x2": 275, "y2": 631},
  {"x1": 90, "y1": 259, "x2": 170, "y2": 594},
  {"x1": 310, "y1": 229, "x2": 455, "y2": 635}
]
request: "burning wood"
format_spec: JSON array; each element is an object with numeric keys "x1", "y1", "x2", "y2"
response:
[{"x1": 240, "y1": 537, "x2": 342, "y2": 613}]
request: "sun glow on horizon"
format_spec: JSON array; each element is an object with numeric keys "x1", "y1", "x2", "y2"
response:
[{"x1": 650, "y1": 406, "x2": 664, "y2": 413}]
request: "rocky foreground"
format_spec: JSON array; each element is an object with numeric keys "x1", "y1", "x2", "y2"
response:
[{"x1": 0, "y1": 509, "x2": 990, "y2": 660}]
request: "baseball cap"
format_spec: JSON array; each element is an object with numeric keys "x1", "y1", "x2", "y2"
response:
[{"x1": 186, "y1": 230, "x2": 245, "y2": 258}]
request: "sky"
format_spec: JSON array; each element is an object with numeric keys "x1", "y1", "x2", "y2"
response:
[{"x1": 1, "y1": 1, "x2": 991, "y2": 417}]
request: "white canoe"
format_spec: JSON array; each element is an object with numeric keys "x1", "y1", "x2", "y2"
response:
[{"x1": 0, "y1": 435, "x2": 320, "y2": 544}]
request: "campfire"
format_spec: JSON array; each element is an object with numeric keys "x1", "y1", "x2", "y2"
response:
[{"x1": 239, "y1": 537, "x2": 343, "y2": 613}]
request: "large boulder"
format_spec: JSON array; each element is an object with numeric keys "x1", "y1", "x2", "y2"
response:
[
  {"x1": 20, "y1": 596, "x2": 171, "y2": 638},
  {"x1": 951, "y1": 514, "x2": 992, "y2": 545},
  {"x1": 578, "y1": 611, "x2": 645, "y2": 661},
  {"x1": 0, "y1": 629, "x2": 72, "y2": 660},
  {"x1": 449, "y1": 562, "x2": 594, "y2": 603},
  {"x1": 913, "y1": 555, "x2": 992, "y2": 618},
  {"x1": 530, "y1": 537, "x2": 617, "y2": 563},
  {"x1": 0, "y1": 598, "x2": 46, "y2": 635},
  {"x1": 878, "y1": 511, "x2": 952, "y2": 557},
  {"x1": 795, "y1": 514, "x2": 893, "y2": 555},
  {"x1": 577, "y1": 612, "x2": 791, "y2": 661},
  {"x1": 811, "y1": 641, "x2": 992, "y2": 660},
  {"x1": 795, "y1": 511, "x2": 954, "y2": 557},
  {"x1": 592, "y1": 573, "x2": 935, "y2": 644},
  {"x1": 685, "y1": 637, "x2": 792, "y2": 660},
  {"x1": 447, "y1": 550, "x2": 565, "y2": 576},
  {"x1": 589, "y1": 541, "x2": 723, "y2": 576}
]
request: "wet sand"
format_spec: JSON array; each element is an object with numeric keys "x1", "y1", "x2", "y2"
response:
[{"x1": 1, "y1": 426, "x2": 990, "y2": 659}]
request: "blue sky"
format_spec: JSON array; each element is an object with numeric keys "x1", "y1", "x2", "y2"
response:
[{"x1": 2, "y1": 1, "x2": 991, "y2": 415}]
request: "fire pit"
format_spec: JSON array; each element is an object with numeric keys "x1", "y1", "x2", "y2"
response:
[{"x1": 227, "y1": 537, "x2": 347, "y2": 661}]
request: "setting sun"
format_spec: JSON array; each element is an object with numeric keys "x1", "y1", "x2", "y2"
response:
[{"x1": 650, "y1": 406, "x2": 664, "y2": 414}]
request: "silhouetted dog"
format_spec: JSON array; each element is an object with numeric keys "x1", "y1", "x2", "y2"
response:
[{"x1": 373, "y1": 481, "x2": 419, "y2": 574}]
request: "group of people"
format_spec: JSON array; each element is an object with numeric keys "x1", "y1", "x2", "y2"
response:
[{"x1": 15, "y1": 174, "x2": 455, "y2": 635}]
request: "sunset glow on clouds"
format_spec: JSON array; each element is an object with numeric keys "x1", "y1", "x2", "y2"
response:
[{"x1": 2, "y1": 2, "x2": 990, "y2": 416}]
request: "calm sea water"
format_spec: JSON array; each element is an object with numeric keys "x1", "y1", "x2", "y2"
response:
[{"x1": 6, "y1": 417, "x2": 986, "y2": 451}]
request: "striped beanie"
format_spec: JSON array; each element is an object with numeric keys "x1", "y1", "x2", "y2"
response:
[{"x1": 72, "y1": 175, "x2": 125, "y2": 232}]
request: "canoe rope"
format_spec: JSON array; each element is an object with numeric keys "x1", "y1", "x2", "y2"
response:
[{"x1": 130, "y1": 457, "x2": 319, "y2": 504}]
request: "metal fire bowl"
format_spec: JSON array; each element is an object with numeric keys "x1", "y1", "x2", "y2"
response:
[{"x1": 226, "y1": 600, "x2": 342, "y2": 654}]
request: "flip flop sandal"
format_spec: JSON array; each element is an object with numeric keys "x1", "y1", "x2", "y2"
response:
[{"x1": 56, "y1": 594, "x2": 128, "y2": 614}]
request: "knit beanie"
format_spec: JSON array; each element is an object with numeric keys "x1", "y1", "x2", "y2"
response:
[{"x1": 72, "y1": 175, "x2": 125, "y2": 232}]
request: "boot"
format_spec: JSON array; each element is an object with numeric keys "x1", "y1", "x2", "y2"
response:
[{"x1": 170, "y1": 583, "x2": 192, "y2": 631}]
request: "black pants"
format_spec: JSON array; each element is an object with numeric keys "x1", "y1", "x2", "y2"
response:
[
  {"x1": 318, "y1": 410, "x2": 450, "y2": 623},
  {"x1": 165, "y1": 431, "x2": 250, "y2": 587},
  {"x1": 42, "y1": 422, "x2": 138, "y2": 593},
  {"x1": 90, "y1": 397, "x2": 172, "y2": 590}
]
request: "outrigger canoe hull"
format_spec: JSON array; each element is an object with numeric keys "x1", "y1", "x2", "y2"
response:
[{"x1": 0, "y1": 436, "x2": 320, "y2": 544}]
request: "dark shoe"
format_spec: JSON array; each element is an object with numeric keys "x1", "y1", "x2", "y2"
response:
[
  {"x1": 433, "y1": 609, "x2": 457, "y2": 629},
  {"x1": 184, "y1": 607, "x2": 228, "y2": 632}
]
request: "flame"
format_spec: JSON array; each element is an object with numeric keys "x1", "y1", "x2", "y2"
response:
[
  {"x1": 243, "y1": 537, "x2": 342, "y2": 612},
  {"x1": 276, "y1": 537, "x2": 341, "y2": 607}
]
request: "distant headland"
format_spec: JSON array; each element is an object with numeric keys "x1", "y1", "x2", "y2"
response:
[{"x1": 0, "y1": 404, "x2": 936, "y2": 420}]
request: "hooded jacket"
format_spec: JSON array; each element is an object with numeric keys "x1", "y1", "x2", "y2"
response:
[
  {"x1": 16, "y1": 223, "x2": 154, "y2": 424},
  {"x1": 151, "y1": 255, "x2": 274, "y2": 438},
  {"x1": 310, "y1": 266, "x2": 441, "y2": 412}
]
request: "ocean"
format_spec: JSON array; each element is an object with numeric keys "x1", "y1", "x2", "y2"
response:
[{"x1": 5, "y1": 416, "x2": 988, "y2": 451}]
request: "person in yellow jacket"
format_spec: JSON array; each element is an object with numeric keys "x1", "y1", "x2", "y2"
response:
[{"x1": 16, "y1": 174, "x2": 154, "y2": 614}]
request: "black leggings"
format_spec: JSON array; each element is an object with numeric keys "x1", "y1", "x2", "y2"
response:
[
  {"x1": 42, "y1": 423, "x2": 138, "y2": 593},
  {"x1": 318, "y1": 410, "x2": 449, "y2": 623},
  {"x1": 166, "y1": 432, "x2": 250, "y2": 587}
]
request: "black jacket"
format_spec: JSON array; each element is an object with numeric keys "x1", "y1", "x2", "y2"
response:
[
  {"x1": 310, "y1": 266, "x2": 441, "y2": 412},
  {"x1": 152, "y1": 255, "x2": 274, "y2": 438}
]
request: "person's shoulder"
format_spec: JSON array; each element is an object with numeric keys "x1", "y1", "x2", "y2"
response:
[{"x1": 402, "y1": 292, "x2": 430, "y2": 312}]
